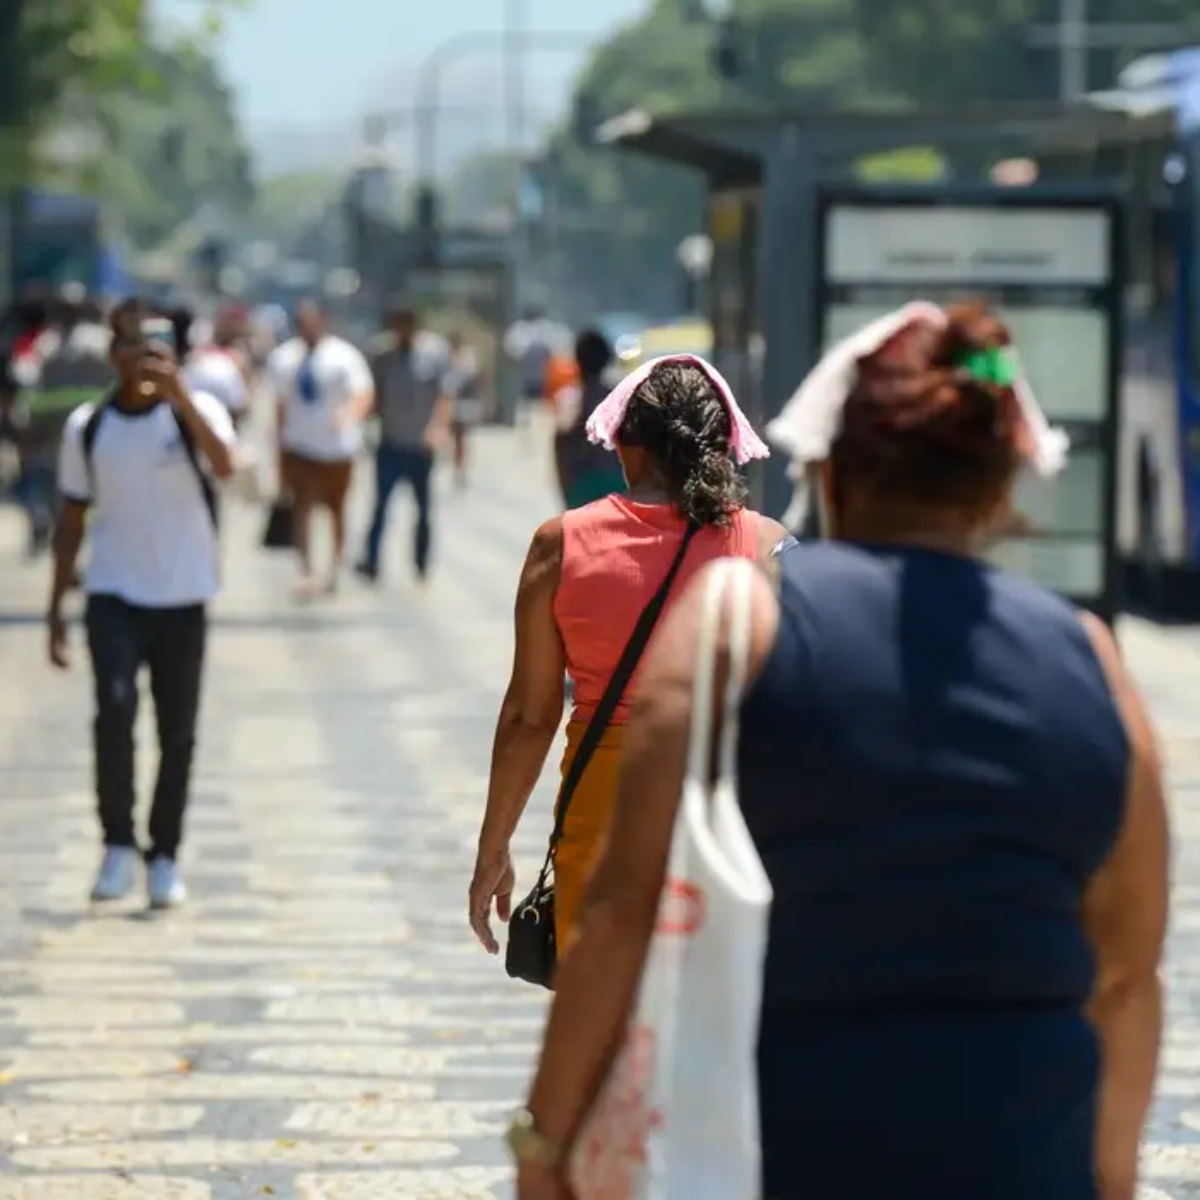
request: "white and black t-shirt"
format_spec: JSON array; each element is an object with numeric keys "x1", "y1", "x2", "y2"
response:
[{"x1": 57, "y1": 394, "x2": 236, "y2": 607}]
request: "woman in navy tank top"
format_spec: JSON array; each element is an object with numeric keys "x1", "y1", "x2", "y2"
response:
[{"x1": 513, "y1": 302, "x2": 1170, "y2": 1200}]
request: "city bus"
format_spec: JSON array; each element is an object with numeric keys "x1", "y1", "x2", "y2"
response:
[
  {"x1": 1, "y1": 190, "x2": 126, "y2": 304},
  {"x1": 1031, "y1": 48, "x2": 1200, "y2": 611}
]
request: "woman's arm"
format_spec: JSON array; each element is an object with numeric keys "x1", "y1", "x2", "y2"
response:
[
  {"x1": 470, "y1": 517, "x2": 568, "y2": 954},
  {"x1": 517, "y1": 561, "x2": 780, "y2": 1187},
  {"x1": 1079, "y1": 613, "x2": 1170, "y2": 1200}
]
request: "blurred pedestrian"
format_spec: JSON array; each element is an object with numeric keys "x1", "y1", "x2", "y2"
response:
[
  {"x1": 446, "y1": 330, "x2": 483, "y2": 489},
  {"x1": 20, "y1": 297, "x2": 113, "y2": 555},
  {"x1": 552, "y1": 328, "x2": 626, "y2": 510},
  {"x1": 180, "y1": 305, "x2": 251, "y2": 428},
  {"x1": 267, "y1": 300, "x2": 373, "y2": 599},
  {"x1": 47, "y1": 297, "x2": 235, "y2": 909},
  {"x1": 355, "y1": 303, "x2": 454, "y2": 585},
  {"x1": 514, "y1": 303, "x2": 1168, "y2": 1200},
  {"x1": 504, "y1": 305, "x2": 567, "y2": 426}
]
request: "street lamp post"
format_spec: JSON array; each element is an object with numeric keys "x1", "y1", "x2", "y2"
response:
[
  {"x1": 702, "y1": 0, "x2": 741, "y2": 81},
  {"x1": 677, "y1": 233, "x2": 713, "y2": 315},
  {"x1": 412, "y1": 29, "x2": 592, "y2": 187}
]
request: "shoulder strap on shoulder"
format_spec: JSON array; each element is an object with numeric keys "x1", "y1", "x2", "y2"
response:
[
  {"x1": 81, "y1": 399, "x2": 111, "y2": 500},
  {"x1": 81, "y1": 401, "x2": 108, "y2": 466},
  {"x1": 546, "y1": 521, "x2": 699, "y2": 858},
  {"x1": 170, "y1": 409, "x2": 219, "y2": 529}
]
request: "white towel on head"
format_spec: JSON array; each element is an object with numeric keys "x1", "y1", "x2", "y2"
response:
[{"x1": 765, "y1": 301, "x2": 1069, "y2": 528}]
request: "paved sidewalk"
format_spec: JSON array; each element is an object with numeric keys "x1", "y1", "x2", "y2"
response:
[
  {"x1": 0, "y1": 425, "x2": 1198, "y2": 1197},
  {"x1": 0, "y1": 426, "x2": 560, "y2": 1199}
]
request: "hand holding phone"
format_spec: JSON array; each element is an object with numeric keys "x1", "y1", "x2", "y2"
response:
[{"x1": 136, "y1": 319, "x2": 177, "y2": 397}]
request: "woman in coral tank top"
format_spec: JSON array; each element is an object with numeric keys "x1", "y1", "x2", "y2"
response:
[{"x1": 469, "y1": 355, "x2": 792, "y2": 957}]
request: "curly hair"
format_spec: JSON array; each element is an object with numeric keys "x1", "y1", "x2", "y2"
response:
[
  {"x1": 617, "y1": 360, "x2": 747, "y2": 527},
  {"x1": 833, "y1": 302, "x2": 1024, "y2": 515}
]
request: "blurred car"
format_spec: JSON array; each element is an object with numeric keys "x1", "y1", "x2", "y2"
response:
[
  {"x1": 617, "y1": 318, "x2": 713, "y2": 372},
  {"x1": 594, "y1": 311, "x2": 648, "y2": 345}
]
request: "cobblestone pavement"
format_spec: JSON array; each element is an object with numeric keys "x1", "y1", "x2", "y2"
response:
[{"x1": 0, "y1": 422, "x2": 1199, "y2": 1198}]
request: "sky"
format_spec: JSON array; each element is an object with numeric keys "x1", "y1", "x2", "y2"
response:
[{"x1": 162, "y1": 0, "x2": 650, "y2": 173}]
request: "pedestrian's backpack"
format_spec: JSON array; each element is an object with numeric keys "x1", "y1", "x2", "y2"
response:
[{"x1": 81, "y1": 399, "x2": 219, "y2": 529}]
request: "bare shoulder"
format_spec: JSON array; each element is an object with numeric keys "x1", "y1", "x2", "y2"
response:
[
  {"x1": 522, "y1": 518, "x2": 565, "y2": 589},
  {"x1": 1078, "y1": 611, "x2": 1136, "y2": 715},
  {"x1": 1077, "y1": 611, "x2": 1160, "y2": 762},
  {"x1": 642, "y1": 557, "x2": 781, "y2": 693},
  {"x1": 752, "y1": 512, "x2": 792, "y2": 561},
  {"x1": 530, "y1": 516, "x2": 564, "y2": 559}
]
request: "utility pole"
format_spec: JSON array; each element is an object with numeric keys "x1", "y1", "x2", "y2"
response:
[
  {"x1": 503, "y1": 0, "x2": 529, "y2": 308},
  {"x1": 1059, "y1": 0, "x2": 1088, "y2": 102},
  {"x1": 1028, "y1": 12, "x2": 1194, "y2": 102},
  {"x1": 504, "y1": 0, "x2": 526, "y2": 161}
]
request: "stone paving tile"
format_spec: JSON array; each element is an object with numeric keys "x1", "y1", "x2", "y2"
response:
[{"x1": 0, "y1": 426, "x2": 1199, "y2": 1197}]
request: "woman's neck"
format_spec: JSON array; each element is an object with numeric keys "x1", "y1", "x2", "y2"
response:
[{"x1": 625, "y1": 483, "x2": 673, "y2": 505}]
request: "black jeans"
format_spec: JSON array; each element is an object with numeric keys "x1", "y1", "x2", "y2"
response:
[
  {"x1": 363, "y1": 442, "x2": 434, "y2": 576},
  {"x1": 85, "y1": 595, "x2": 207, "y2": 860}
]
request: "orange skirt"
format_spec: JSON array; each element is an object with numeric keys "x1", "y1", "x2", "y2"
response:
[{"x1": 552, "y1": 719, "x2": 626, "y2": 952}]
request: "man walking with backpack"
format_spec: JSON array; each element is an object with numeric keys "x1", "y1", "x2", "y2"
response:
[{"x1": 46, "y1": 298, "x2": 235, "y2": 908}]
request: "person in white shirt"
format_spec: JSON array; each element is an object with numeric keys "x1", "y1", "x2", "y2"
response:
[
  {"x1": 176, "y1": 306, "x2": 251, "y2": 425},
  {"x1": 446, "y1": 330, "x2": 483, "y2": 489},
  {"x1": 503, "y1": 305, "x2": 570, "y2": 422},
  {"x1": 47, "y1": 297, "x2": 235, "y2": 910},
  {"x1": 267, "y1": 301, "x2": 373, "y2": 599}
]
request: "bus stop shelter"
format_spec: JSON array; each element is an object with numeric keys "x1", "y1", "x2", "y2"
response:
[{"x1": 599, "y1": 104, "x2": 1162, "y2": 520}]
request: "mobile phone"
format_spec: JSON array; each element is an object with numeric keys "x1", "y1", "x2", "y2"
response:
[{"x1": 140, "y1": 318, "x2": 174, "y2": 350}]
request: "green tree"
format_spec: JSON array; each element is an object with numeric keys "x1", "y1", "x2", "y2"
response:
[
  {"x1": 2, "y1": 0, "x2": 241, "y2": 168},
  {"x1": 848, "y1": 0, "x2": 1200, "y2": 108},
  {"x1": 86, "y1": 44, "x2": 255, "y2": 248},
  {"x1": 544, "y1": 0, "x2": 871, "y2": 317}
]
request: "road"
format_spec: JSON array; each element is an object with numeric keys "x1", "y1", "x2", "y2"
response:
[{"x1": 0, "y1": 423, "x2": 1198, "y2": 1198}]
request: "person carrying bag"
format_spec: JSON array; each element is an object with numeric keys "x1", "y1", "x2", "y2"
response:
[
  {"x1": 505, "y1": 522, "x2": 699, "y2": 990},
  {"x1": 568, "y1": 558, "x2": 773, "y2": 1200}
]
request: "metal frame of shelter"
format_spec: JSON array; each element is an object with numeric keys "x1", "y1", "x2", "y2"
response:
[
  {"x1": 600, "y1": 104, "x2": 1162, "y2": 519},
  {"x1": 813, "y1": 182, "x2": 1125, "y2": 622}
]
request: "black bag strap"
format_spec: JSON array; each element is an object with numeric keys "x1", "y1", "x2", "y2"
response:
[
  {"x1": 170, "y1": 408, "x2": 219, "y2": 529},
  {"x1": 541, "y1": 520, "x2": 700, "y2": 871},
  {"x1": 82, "y1": 395, "x2": 217, "y2": 528},
  {"x1": 81, "y1": 401, "x2": 106, "y2": 472}
]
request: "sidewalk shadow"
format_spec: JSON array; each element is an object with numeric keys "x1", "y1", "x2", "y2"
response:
[{"x1": 19, "y1": 904, "x2": 187, "y2": 931}]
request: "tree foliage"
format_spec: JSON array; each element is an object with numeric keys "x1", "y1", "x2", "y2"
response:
[
  {"x1": 551, "y1": 0, "x2": 1200, "y2": 315},
  {"x1": 2, "y1": 0, "x2": 242, "y2": 160},
  {"x1": 849, "y1": 0, "x2": 1200, "y2": 108},
  {"x1": 88, "y1": 45, "x2": 255, "y2": 249},
  {"x1": 545, "y1": 0, "x2": 881, "y2": 317},
  {"x1": 0, "y1": 0, "x2": 253, "y2": 250}
]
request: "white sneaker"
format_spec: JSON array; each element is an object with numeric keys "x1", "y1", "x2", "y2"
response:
[
  {"x1": 147, "y1": 857, "x2": 187, "y2": 910},
  {"x1": 90, "y1": 846, "x2": 139, "y2": 902}
]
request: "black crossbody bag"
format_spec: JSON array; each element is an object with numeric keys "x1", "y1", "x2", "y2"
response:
[{"x1": 505, "y1": 521, "x2": 700, "y2": 990}]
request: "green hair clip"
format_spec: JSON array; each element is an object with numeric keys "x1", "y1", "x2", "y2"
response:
[{"x1": 956, "y1": 346, "x2": 1018, "y2": 388}]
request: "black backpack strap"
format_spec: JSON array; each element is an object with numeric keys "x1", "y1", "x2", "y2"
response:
[
  {"x1": 80, "y1": 400, "x2": 110, "y2": 503},
  {"x1": 541, "y1": 520, "x2": 700, "y2": 869},
  {"x1": 170, "y1": 409, "x2": 219, "y2": 529},
  {"x1": 79, "y1": 396, "x2": 217, "y2": 529}
]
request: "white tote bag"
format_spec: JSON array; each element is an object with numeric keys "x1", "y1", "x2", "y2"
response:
[{"x1": 570, "y1": 558, "x2": 774, "y2": 1200}]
